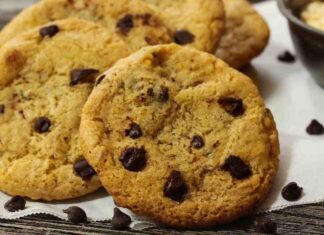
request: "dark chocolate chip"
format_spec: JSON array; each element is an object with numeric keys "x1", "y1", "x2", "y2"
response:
[
  {"x1": 4, "y1": 196, "x2": 26, "y2": 212},
  {"x1": 138, "y1": 13, "x2": 151, "y2": 25},
  {"x1": 174, "y1": 30, "x2": 195, "y2": 45},
  {"x1": 218, "y1": 97, "x2": 244, "y2": 117},
  {"x1": 306, "y1": 119, "x2": 324, "y2": 135},
  {"x1": 119, "y1": 147, "x2": 146, "y2": 171},
  {"x1": 278, "y1": 50, "x2": 296, "y2": 63},
  {"x1": 125, "y1": 122, "x2": 142, "y2": 139},
  {"x1": 73, "y1": 158, "x2": 96, "y2": 181},
  {"x1": 39, "y1": 25, "x2": 59, "y2": 38},
  {"x1": 34, "y1": 116, "x2": 51, "y2": 133},
  {"x1": 191, "y1": 135, "x2": 204, "y2": 149},
  {"x1": 164, "y1": 170, "x2": 188, "y2": 202},
  {"x1": 157, "y1": 86, "x2": 169, "y2": 102},
  {"x1": 70, "y1": 69, "x2": 99, "y2": 86},
  {"x1": 63, "y1": 206, "x2": 87, "y2": 224},
  {"x1": 221, "y1": 155, "x2": 252, "y2": 180},
  {"x1": 147, "y1": 87, "x2": 154, "y2": 97},
  {"x1": 0, "y1": 104, "x2": 5, "y2": 114},
  {"x1": 95, "y1": 75, "x2": 106, "y2": 86},
  {"x1": 111, "y1": 207, "x2": 132, "y2": 230},
  {"x1": 116, "y1": 14, "x2": 134, "y2": 35},
  {"x1": 281, "y1": 182, "x2": 303, "y2": 201},
  {"x1": 255, "y1": 217, "x2": 277, "y2": 234}
]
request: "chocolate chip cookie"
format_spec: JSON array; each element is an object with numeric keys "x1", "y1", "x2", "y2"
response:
[
  {"x1": 0, "y1": 18, "x2": 130, "y2": 200},
  {"x1": 80, "y1": 44, "x2": 280, "y2": 228},
  {"x1": 215, "y1": 0, "x2": 270, "y2": 68},
  {"x1": 0, "y1": 0, "x2": 172, "y2": 51}
]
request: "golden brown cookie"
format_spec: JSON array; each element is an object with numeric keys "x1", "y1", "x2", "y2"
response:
[
  {"x1": 216, "y1": 0, "x2": 270, "y2": 68},
  {"x1": 0, "y1": 18, "x2": 130, "y2": 201},
  {"x1": 80, "y1": 44, "x2": 279, "y2": 228}
]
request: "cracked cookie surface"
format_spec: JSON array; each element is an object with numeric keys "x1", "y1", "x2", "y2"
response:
[
  {"x1": 0, "y1": 18, "x2": 130, "y2": 200},
  {"x1": 80, "y1": 44, "x2": 279, "y2": 228}
]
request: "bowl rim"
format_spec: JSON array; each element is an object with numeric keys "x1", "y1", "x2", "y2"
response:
[{"x1": 277, "y1": 0, "x2": 324, "y2": 36}]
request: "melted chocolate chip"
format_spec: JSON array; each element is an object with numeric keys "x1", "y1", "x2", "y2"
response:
[
  {"x1": 164, "y1": 170, "x2": 188, "y2": 202},
  {"x1": 191, "y1": 135, "x2": 204, "y2": 149},
  {"x1": 278, "y1": 50, "x2": 296, "y2": 63},
  {"x1": 63, "y1": 206, "x2": 87, "y2": 224},
  {"x1": 4, "y1": 196, "x2": 26, "y2": 212},
  {"x1": 255, "y1": 217, "x2": 277, "y2": 234},
  {"x1": 218, "y1": 97, "x2": 244, "y2": 117},
  {"x1": 95, "y1": 75, "x2": 106, "y2": 86},
  {"x1": 174, "y1": 30, "x2": 195, "y2": 45},
  {"x1": 119, "y1": 147, "x2": 146, "y2": 171},
  {"x1": 0, "y1": 104, "x2": 5, "y2": 114},
  {"x1": 116, "y1": 14, "x2": 134, "y2": 35},
  {"x1": 70, "y1": 69, "x2": 99, "y2": 86},
  {"x1": 39, "y1": 25, "x2": 59, "y2": 38},
  {"x1": 34, "y1": 116, "x2": 51, "y2": 133},
  {"x1": 306, "y1": 119, "x2": 324, "y2": 135},
  {"x1": 147, "y1": 87, "x2": 154, "y2": 97},
  {"x1": 125, "y1": 122, "x2": 142, "y2": 139},
  {"x1": 73, "y1": 158, "x2": 96, "y2": 181},
  {"x1": 281, "y1": 182, "x2": 303, "y2": 201},
  {"x1": 157, "y1": 86, "x2": 169, "y2": 102},
  {"x1": 221, "y1": 155, "x2": 252, "y2": 180},
  {"x1": 111, "y1": 207, "x2": 132, "y2": 230}
]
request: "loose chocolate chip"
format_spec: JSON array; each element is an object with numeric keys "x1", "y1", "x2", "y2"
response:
[
  {"x1": 147, "y1": 87, "x2": 154, "y2": 97},
  {"x1": 70, "y1": 69, "x2": 99, "y2": 86},
  {"x1": 34, "y1": 116, "x2": 51, "y2": 133},
  {"x1": 157, "y1": 86, "x2": 169, "y2": 102},
  {"x1": 95, "y1": 75, "x2": 106, "y2": 86},
  {"x1": 164, "y1": 170, "x2": 188, "y2": 202},
  {"x1": 111, "y1": 207, "x2": 132, "y2": 230},
  {"x1": 306, "y1": 119, "x2": 324, "y2": 135},
  {"x1": 116, "y1": 14, "x2": 134, "y2": 35},
  {"x1": 120, "y1": 147, "x2": 147, "y2": 171},
  {"x1": 73, "y1": 158, "x2": 96, "y2": 181},
  {"x1": 255, "y1": 217, "x2": 277, "y2": 234},
  {"x1": 278, "y1": 50, "x2": 296, "y2": 63},
  {"x1": 125, "y1": 122, "x2": 142, "y2": 139},
  {"x1": 221, "y1": 155, "x2": 252, "y2": 180},
  {"x1": 0, "y1": 104, "x2": 5, "y2": 114},
  {"x1": 281, "y1": 182, "x2": 303, "y2": 201},
  {"x1": 174, "y1": 30, "x2": 195, "y2": 45},
  {"x1": 4, "y1": 196, "x2": 26, "y2": 212},
  {"x1": 39, "y1": 25, "x2": 59, "y2": 38},
  {"x1": 218, "y1": 97, "x2": 244, "y2": 117},
  {"x1": 63, "y1": 206, "x2": 87, "y2": 224},
  {"x1": 191, "y1": 135, "x2": 204, "y2": 149}
]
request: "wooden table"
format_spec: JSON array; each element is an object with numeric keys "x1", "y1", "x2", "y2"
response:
[{"x1": 0, "y1": 1, "x2": 324, "y2": 234}]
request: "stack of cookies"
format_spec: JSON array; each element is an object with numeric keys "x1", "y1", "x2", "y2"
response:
[{"x1": 0, "y1": 0, "x2": 279, "y2": 228}]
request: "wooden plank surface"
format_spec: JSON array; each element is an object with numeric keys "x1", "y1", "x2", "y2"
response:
[{"x1": 0, "y1": 2, "x2": 323, "y2": 235}]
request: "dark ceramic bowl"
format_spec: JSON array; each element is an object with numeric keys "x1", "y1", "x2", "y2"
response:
[{"x1": 277, "y1": 0, "x2": 324, "y2": 87}]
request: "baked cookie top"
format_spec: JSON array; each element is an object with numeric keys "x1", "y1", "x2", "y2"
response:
[
  {"x1": 0, "y1": 18, "x2": 130, "y2": 201},
  {"x1": 0, "y1": 0, "x2": 172, "y2": 51},
  {"x1": 141, "y1": 0, "x2": 225, "y2": 53},
  {"x1": 80, "y1": 44, "x2": 279, "y2": 228},
  {"x1": 215, "y1": 0, "x2": 270, "y2": 68}
]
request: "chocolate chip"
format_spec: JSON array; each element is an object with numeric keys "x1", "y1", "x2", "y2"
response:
[
  {"x1": 221, "y1": 155, "x2": 252, "y2": 180},
  {"x1": 174, "y1": 30, "x2": 195, "y2": 45},
  {"x1": 164, "y1": 170, "x2": 188, "y2": 202},
  {"x1": 281, "y1": 182, "x2": 303, "y2": 201},
  {"x1": 70, "y1": 69, "x2": 99, "y2": 86},
  {"x1": 73, "y1": 158, "x2": 96, "y2": 181},
  {"x1": 306, "y1": 119, "x2": 324, "y2": 135},
  {"x1": 119, "y1": 147, "x2": 146, "y2": 171},
  {"x1": 0, "y1": 104, "x2": 5, "y2": 114},
  {"x1": 39, "y1": 25, "x2": 59, "y2": 38},
  {"x1": 191, "y1": 135, "x2": 204, "y2": 149},
  {"x1": 255, "y1": 217, "x2": 277, "y2": 234},
  {"x1": 34, "y1": 116, "x2": 51, "y2": 133},
  {"x1": 95, "y1": 75, "x2": 106, "y2": 86},
  {"x1": 138, "y1": 13, "x2": 151, "y2": 25},
  {"x1": 4, "y1": 196, "x2": 26, "y2": 212},
  {"x1": 157, "y1": 86, "x2": 169, "y2": 102},
  {"x1": 147, "y1": 87, "x2": 154, "y2": 97},
  {"x1": 63, "y1": 206, "x2": 87, "y2": 224},
  {"x1": 125, "y1": 122, "x2": 142, "y2": 139},
  {"x1": 218, "y1": 97, "x2": 244, "y2": 117},
  {"x1": 278, "y1": 50, "x2": 296, "y2": 63},
  {"x1": 116, "y1": 14, "x2": 134, "y2": 35},
  {"x1": 111, "y1": 207, "x2": 132, "y2": 230}
]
